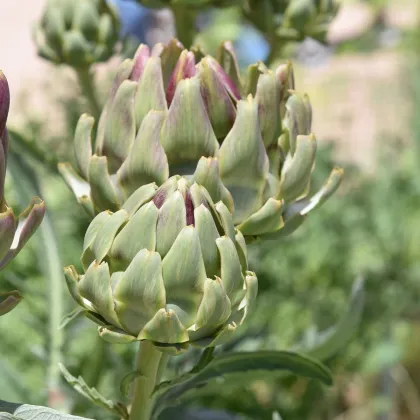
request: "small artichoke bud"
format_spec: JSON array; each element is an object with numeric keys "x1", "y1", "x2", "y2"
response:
[
  {"x1": 0, "y1": 71, "x2": 46, "y2": 314},
  {"x1": 65, "y1": 176, "x2": 257, "y2": 352},
  {"x1": 60, "y1": 39, "x2": 342, "y2": 242},
  {"x1": 34, "y1": 0, "x2": 120, "y2": 68}
]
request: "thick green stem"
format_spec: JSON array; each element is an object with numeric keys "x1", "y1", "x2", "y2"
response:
[
  {"x1": 172, "y1": 6, "x2": 197, "y2": 49},
  {"x1": 76, "y1": 67, "x2": 101, "y2": 120},
  {"x1": 129, "y1": 342, "x2": 162, "y2": 420}
]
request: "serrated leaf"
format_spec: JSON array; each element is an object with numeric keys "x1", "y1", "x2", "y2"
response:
[
  {"x1": 59, "y1": 364, "x2": 128, "y2": 419},
  {"x1": 152, "y1": 350, "x2": 332, "y2": 417},
  {"x1": 0, "y1": 401, "x2": 90, "y2": 420},
  {"x1": 301, "y1": 277, "x2": 365, "y2": 361}
]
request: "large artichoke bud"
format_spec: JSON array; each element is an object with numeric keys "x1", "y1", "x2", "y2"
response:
[
  {"x1": 0, "y1": 71, "x2": 46, "y2": 315},
  {"x1": 65, "y1": 176, "x2": 257, "y2": 352},
  {"x1": 34, "y1": 0, "x2": 120, "y2": 68},
  {"x1": 60, "y1": 39, "x2": 342, "y2": 241}
]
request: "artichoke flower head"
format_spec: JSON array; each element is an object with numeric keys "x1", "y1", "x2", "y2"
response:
[
  {"x1": 60, "y1": 39, "x2": 342, "y2": 242},
  {"x1": 65, "y1": 176, "x2": 257, "y2": 352}
]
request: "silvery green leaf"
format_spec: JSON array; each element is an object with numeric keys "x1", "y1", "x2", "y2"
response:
[
  {"x1": 152, "y1": 350, "x2": 332, "y2": 417},
  {"x1": 58, "y1": 364, "x2": 128, "y2": 419},
  {"x1": 0, "y1": 401, "x2": 90, "y2": 420}
]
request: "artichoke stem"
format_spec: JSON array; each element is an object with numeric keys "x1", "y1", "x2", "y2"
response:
[
  {"x1": 76, "y1": 67, "x2": 101, "y2": 121},
  {"x1": 129, "y1": 341, "x2": 163, "y2": 420},
  {"x1": 155, "y1": 353, "x2": 169, "y2": 385},
  {"x1": 171, "y1": 5, "x2": 197, "y2": 49}
]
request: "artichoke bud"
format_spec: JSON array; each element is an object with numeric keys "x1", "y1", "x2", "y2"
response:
[
  {"x1": 61, "y1": 39, "x2": 341, "y2": 242},
  {"x1": 0, "y1": 71, "x2": 45, "y2": 281},
  {"x1": 67, "y1": 176, "x2": 257, "y2": 351},
  {"x1": 35, "y1": 0, "x2": 120, "y2": 68}
]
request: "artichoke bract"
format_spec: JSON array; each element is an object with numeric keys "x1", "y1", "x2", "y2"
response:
[
  {"x1": 0, "y1": 71, "x2": 46, "y2": 315},
  {"x1": 34, "y1": 0, "x2": 120, "y2": 68},
  {"x1": 65, "y1": 176, "x2": 257, "y2": 352},
  {"x1": 60, "y1": 39, "x2": 342, "y2": 241}
]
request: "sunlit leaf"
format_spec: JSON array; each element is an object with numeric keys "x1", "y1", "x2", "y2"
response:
[{"x1": 0, "y1": 401, "x2": 90, "y2": 420}]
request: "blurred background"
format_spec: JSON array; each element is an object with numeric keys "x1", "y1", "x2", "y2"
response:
[{"x1": 2, "y1": 0, "x2": 420, "y2": 419}]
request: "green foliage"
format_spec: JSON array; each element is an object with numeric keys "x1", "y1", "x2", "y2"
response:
[
  {"x1": 153, "y1": 350, "x2": 333, "y2": 416},
  {"x1": 257, "y1": 140, "x2": 420, "y2": 363}
]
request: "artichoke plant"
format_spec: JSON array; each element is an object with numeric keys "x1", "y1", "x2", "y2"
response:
[
  {"x1": 60, "y1": 39, "x2": 342, "y2": 242},
  {"x1": 34, "y1": 0, "x2": 120, "y2": 68},
  {"x1": 65, "y1": 176, "x2": 257, "y2": 352},
  {"x1": 0, "y1": 71, "x2": 46, "y2": 315}
]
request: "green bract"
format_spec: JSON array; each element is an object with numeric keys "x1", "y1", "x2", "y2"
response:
[
  {"x1": 60, "y1": 39, "x2": 342, "y2": 241},
  {"x1": 34, "y1": 0, "x2": 120, "y2": 68},
  {"x1": 0, "y1": 71, "x2": 46, "y2": 315},
  {"x1": 65, "y1": 176, "x2": 257, "y2": 352}
]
